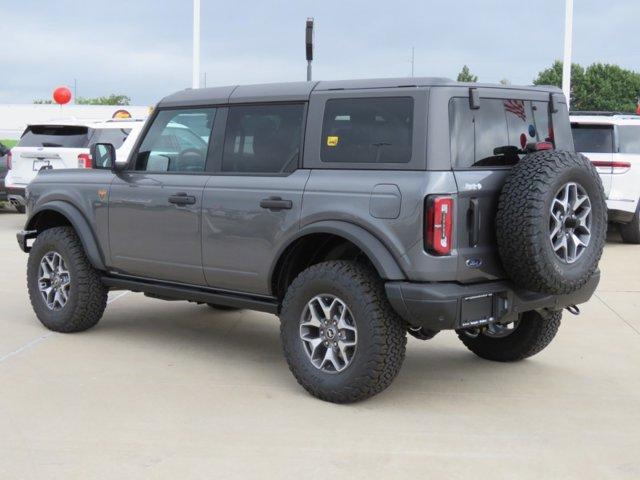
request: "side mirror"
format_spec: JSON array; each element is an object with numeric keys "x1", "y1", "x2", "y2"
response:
[{"x1": 90, "y1": 143, "x2": 125, "y2": 171}]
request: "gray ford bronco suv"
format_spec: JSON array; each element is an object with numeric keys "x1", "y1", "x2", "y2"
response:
[{"x1": 18, "y1": 78, "x2": 606, "y2": 403}]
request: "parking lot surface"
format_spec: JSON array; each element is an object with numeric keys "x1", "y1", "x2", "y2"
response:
[{"x1": 1, "y1": 206, "x2": 639, "y2": 479}]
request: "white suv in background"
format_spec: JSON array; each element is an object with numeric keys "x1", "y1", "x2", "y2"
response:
[
  {"x1": 5, "y1": 119, "x2": 145, "y2": 212},
  {"x1": 571, "y1": 113, "x2": 640, "y2": 243}
]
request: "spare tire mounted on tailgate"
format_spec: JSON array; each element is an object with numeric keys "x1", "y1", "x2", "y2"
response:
[{"x1": 496, "y1": 150, "x2": 606, "y2": 295}]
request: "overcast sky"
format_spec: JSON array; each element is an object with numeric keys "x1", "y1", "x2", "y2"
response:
[{"x1": 1, "y1": 0, "x2": 639, "y2": 105}]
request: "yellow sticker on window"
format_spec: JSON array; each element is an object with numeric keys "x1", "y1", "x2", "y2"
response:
[{"x1": 326, "y1": 135, "x2": 339, "y2": 147}]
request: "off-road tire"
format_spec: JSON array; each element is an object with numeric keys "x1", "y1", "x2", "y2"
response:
[
  {"x1": 619, "y1": 204, "x2": 640, "y2": 244},
  {"x1": 496, "y1": 150, "x2": 606, "y2": 294},
  {"x1": 280, "y1": 261, "x2": 407, "y2": 403},
  {"x1": 27, "y1": 226, "x2": 108, "y2": 333},
  {"x1": 456, "y1": 310, "x2": 561, "y2": 362},
  {"x1": 15, "y1": 204, "x2": 26, "y2": 214},
  {"x1": 206, "y1": 303, "x2": 241, "y2": 311}
]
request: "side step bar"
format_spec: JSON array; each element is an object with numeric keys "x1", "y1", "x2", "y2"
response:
[{"x1": 101, "y1": 275, "x2": 279, "y2": 314}]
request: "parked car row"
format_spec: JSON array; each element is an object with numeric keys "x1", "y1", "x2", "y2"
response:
[
  {"x1": 0, "y1": 142, "x2": 11, "y2": 206},
  {"x1": 570, "y1": 112, "x2": 640, "y2": 243},
  {"x1": 3, "y1": 118, "x2": 145, "y2": 212}
]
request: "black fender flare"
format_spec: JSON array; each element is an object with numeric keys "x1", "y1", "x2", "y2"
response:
[
  {"x1": 26, "y1": 201, "x2": 106, "y2": 271},
  {"x1": 270, "y1": 220, "x2": 406, "y2": 286}
]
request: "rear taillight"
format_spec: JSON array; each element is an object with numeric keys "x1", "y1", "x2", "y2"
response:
[
  {"x1": 535, "y1": 141, "x2": 554, "y2": 151},
  {"x1": 425, "y1": 195, "x2": 454, "y2": 255},
  {"x1": 590, "y1": 160, "x2": 631, "y2": 174},
  {"x1": 6, "y1": 151, "x2": 11, "y2": 170},
  {"x1": 77, "y1": 153, "x2": 92, "y2": 169}
]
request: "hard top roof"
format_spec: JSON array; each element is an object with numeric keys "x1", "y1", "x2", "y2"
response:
[
  {"x1": 26, "y1": 118, "x2": 146, "y2": 129},
  {"x1": 570, "y1": 112, "x2": 640, "y2": 126},
  {"x1": 158, "y1": 77, "x2": 562, "y2": 107}
]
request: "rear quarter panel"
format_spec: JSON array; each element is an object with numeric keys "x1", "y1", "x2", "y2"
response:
[{"x1": 301, "y1": 170, "x2": 460, "y2": 281}]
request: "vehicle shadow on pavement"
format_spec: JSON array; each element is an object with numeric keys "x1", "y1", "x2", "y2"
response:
[{"x1": 92, "y1": 298, "x2": 571, "y2": 403}]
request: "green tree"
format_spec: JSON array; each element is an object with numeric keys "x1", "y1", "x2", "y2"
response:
[
  {"x1": 76, "y1": 94, "x2": 131, "y2": 106},
  {"x1": 457, "y1": 65, "x2": 478, "y2": 83},
  {"x1": 533, "y1": 61, "x2": 640, "y2": 112}
]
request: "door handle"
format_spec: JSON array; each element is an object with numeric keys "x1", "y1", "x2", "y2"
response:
[
  {"x1": 168, "y1": 192, "x2": 196, "y2": 206},
  {"x1": 467, "y1": 198, "x2": 481, "y2": 247},
  {"x1": 260, "y1": 196, "x2": 293, "y2": 211}
]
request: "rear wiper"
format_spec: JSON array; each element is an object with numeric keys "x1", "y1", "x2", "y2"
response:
[{"x1": 41, "y1": 142, "x2": 62, "y2": 147}]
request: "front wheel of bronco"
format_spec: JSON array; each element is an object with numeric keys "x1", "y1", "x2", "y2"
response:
[
  {"x1": 27, "y1": 226, "x2": 108, "y2": 333},
  {"x1": 280, "y1": 261, "x2": 407, "y2": 403},
  {"x1": 456, "y1": 310, "x2": 562, "y2": 362}
]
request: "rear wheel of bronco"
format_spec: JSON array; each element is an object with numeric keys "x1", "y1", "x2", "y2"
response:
[
  {"x1": 27, "y1": 226, "x2": 108, "y2": 333},
  {"x1": 456, "y1": 310, "x2": 561, "y2": 362},
  {"x1": 496, "y1": 151, "x2": 606, "y2": 295},
  {"x1": 280, "y1": 261, "x2": 407, "y2": 403},
  {"x1": 619, "y1": 204, "x2": 640, "y2": 244}
]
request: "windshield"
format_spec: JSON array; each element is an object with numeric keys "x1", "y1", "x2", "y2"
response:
[
  {"x1": 18, "y1": 125, "x2": 89, "y2": 148},
  {"x1": 89, "y1": 128, "x2": 132, "y2": 149},
  {"x1": 571, "y1": 124, "x2": 614, "y2": 153}
]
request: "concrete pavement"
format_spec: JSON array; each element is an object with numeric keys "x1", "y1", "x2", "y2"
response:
[{"x1": 1, "y1": 205, "x2": 639, "y2": 479}]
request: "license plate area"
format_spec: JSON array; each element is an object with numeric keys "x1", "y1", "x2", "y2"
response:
[
  {"x1": 32, "y1": 160, "x2": 51, "y2": 171},
  {"x1": 460, "y1": 293, "x2": 494, "y2": 328}
]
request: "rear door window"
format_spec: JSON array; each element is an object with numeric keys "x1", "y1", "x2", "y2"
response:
[
  {"x1": 222, "y1": 104, "x2": 305, "y2": 173},
  {"x1": 321, "y1": 97, "x2": 413, "y2": 164},
  {"x1": 617, "y1": 125, "x2": 640, "y2": 154},
  {"x1": 18, "y1": 125, "x2": 89, "y2": 148},
  {"x1": 89, "y1": 128, "x2": 132, "y2": 149},
  {"x1": 450, "y1": 98, "x2": 556, "y2": 168},
  {"x1": 571, "y1": 125, "x2": 614, "y2": 153}
]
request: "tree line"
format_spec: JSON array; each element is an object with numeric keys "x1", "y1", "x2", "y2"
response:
[
  {"x1": 33, "y1": 94, "x2": 131, "y2": 105},
  {"x1": 457, "y1": 62, "x2": 640, "y2": 112}
]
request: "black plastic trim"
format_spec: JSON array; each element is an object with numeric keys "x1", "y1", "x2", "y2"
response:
[
  {"x1": 386, "y1": 271, "x2": 601, "y2": 331},
  {"x1": 102, "y1": 274, "x2": 279, "y2": 314}
]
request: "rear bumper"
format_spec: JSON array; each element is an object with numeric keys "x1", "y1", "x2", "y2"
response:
[
  {"x1": 386, "y1": 271, "x2": 600, "y2": 331},
  {"x1": 0, "y1": 177, "x2": 7, "y2": 201},
  {"x1": 7, "y1": 186, "x2": 26, "y2": 206}
]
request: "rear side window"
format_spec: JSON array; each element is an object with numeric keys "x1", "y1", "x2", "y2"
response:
[
  {"x1": 449, "y1": 98, "x2": 555, "y2": 168},
  {"x1": 571, "y1": 125, "x2": 614, "y2": 153},
  {"x1": 617, "y1": 125, "x2": 640, "y2": 154},
  {"x1": 222, "y1": 104, "x2": 305, "y2": 173},
  {"x1": 321, "y1": 97, "x2": 413, "y2": 164},
  {"x1": 89, "y1": 128, "x2": 132, "y2": 149},
  {"x1": 18, "y1": 125, "x2": 89, "y2": 148}
]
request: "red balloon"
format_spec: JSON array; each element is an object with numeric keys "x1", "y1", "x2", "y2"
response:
[{"x1": 53, "y1": 86, "x2": 72, "y2": 105}]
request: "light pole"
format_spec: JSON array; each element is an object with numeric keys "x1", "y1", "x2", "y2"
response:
[
  {"x1": 562, "y1": 0, "x2": 574, "y2": 107},
  {"x1": 193, "y1": 0, "x2": 201, "y2": 89},
  {"x1": 306, "y1": 18, "x2": 314, "y2": 81}
]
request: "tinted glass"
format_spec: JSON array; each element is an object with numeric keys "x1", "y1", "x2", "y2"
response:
[
  {"x1": 90, "y1": 128, "x2": 131, "y2": 149},
  {"x1": 134, "y1": 108, "x2": 215, "y2": 172},
  {"x1": 18, "y1": 125, "x2": 89, "y2": 148},
  {"x1": 617, "y1": 125, "x2": 640, "y2": 154},
  {"x1": 450, "y1": 98, "x2": 557, "y2": 168},
  {"x1": 222, "y1": 104, "x2": 304, "y2": 173},
  {"x1": 321, "y1": 97, "x2": 413, "y2": 164},
  {"x1": 571, "y1": 125, "x2": 614, "y2": 153}
]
